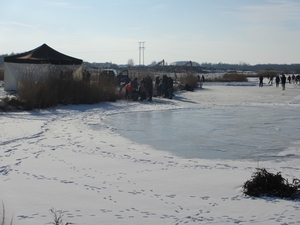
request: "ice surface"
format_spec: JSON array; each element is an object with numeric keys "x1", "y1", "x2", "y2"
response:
[{"x1": 104, "y1": 105, "x2": 300, "y2": 160}]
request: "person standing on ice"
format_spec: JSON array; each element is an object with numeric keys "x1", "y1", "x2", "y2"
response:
[
  {"x1": 168, "y1": 77, "x2": 174, "y2": 99},
  {"x1": 139, "y1": 78, "x2": 148, "y2": 101},
  {"x1": 146, "y1": 75, "x2": 153, "y2": 101},
  {"x1": 131, "y1": 77, "x2": 139, "y2": 101},
  {"x1": 281, "y1": 74, "x2": 286, "y2": 90},
  {"x1": 292, "y1": 74, "x2": 295, "y2": 83},
  {"x1": 259, "y1": 75, "x2": 263, "y2": 87},
  {"x1": 275, "y1": 75, "x2": 280, "y2": 87},
  {"x1": 131, "y1": 77, "x2": 138, "y2": 90},
  {"x1": 125, "y1": 82, "x2": 134, "y2": 99},
  {"x1": 162, "y1": 75, "x2": 168, "y2": 98},
  {"x1": 268, "y1": 76, "x2": 273, "y2": 84}
]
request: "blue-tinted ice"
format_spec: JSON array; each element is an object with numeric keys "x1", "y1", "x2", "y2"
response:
[{"x1": 103, "y1": 106, "x2": 300, "y2": 160}]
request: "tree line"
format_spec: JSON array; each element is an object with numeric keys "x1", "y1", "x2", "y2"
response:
[{"x1": 1, "y1": 54, "x2": 299, "y2": 73}]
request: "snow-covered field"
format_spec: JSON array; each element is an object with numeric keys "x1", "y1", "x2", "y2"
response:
[{"x1": 1, "y1": 81, "x2": 300, "y2": 225}]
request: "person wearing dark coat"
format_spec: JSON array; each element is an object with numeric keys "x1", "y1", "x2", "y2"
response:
[
  {"x1": 131, "y1": 77, "x2": 138, "y2": 90},
  {"x1": 168, "y1": 77, "x2": 173, "y2": 99},
  {"x1": 275, "y1": 75, "x2": 280, "y2": 87},
  {"x1": 259, "y1": 75, "x2": 263, "y2": 87},
  {"x1": 139, "y1": 78, "x2": 147, "y2": 101},
  {"x1": 155, "y1": 76, "x2": 160, "y2": 87},
  {"x1": 281, "y1": 74, "x2": 286, "y2": 91},
  {"x1": 129, "y1": 77, "x2": 139, "y2": 101},
  {"x1": 292, "y1": 74, "x2": 295, "y2": 83},
  {"x1": 155, "y1": 76, "x2": 161, "y2": 96},
  {"x1": 146, "y1": 75, "x2": 153, "y2": 101},
  {"x1": 162, "y1": 75, "x2": 168, "y2": 97},
  {"x1": 119, "y1": 75, "x2": 131, "y2": 91}
]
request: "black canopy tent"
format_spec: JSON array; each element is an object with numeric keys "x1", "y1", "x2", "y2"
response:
[
  {"x1": 4, "y1": 44, "x2": 83, "y2": 91},
  {"x1": 4, "y1": 43, "x2": 83, "y2": 65}
]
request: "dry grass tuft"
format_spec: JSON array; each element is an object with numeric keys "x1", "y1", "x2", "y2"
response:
[
  {"x1": 205, "y1": 72, "x2": 248, "y2": 82},
  {"x1": 256, "y1": 70, "x2": 279, "y2": 78},
  {"x1": 178, "y1": 72, "x2": 198, "y2": 88},
  {"x1": 243, "y1": 168, "x2": 300, "y2": 199},
  {"x1": 223, "y1": 72, "x2": 248, "y2": 82},
  {"x1": 0, "y1": 205, "x2": 74, "y2": 225},
  {"x1": 0, "y1": 96, "x2": 23, "y2": 112},
  {"x1": 49, "y1": 208, "x2": 73, "y2": 225},
  {"x1": 17, "y1": 74, "x2": 120, "y2": 110}
]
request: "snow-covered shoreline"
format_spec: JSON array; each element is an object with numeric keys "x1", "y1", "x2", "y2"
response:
[{"x1": 1, "y1": 84, "x2": 300, "y2": 225}]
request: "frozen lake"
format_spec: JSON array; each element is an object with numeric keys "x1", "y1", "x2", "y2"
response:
[
  {"x1": 2, "y1": 83, "x2": 300, "y2": 225},
  {"x1": 104, "y1": 105, "x2": 300, "y2": 160}
]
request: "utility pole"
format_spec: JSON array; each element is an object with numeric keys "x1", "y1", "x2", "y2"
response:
[{"x1": 138, "y1": 41, "x2": 145, "y2": 65}]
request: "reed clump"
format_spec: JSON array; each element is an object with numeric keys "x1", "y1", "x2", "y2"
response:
[
  {"x1": 178, "y1": 72, "x2": 198, "y2": 89},
  {"x1": 17, "y1": 74, "x2": 119, "y2": 110},
  {"x1": 205, "y1": 72, "x2": 248, "y2": 82},
  {"x1": 243, "y1": 168, "x2": 300, "y2": 199},
  {"x1": 255, "y1": 70, "x2": 279, "y2": 78}
]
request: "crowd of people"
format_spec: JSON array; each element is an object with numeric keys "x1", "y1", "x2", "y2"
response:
[
  {"x1": 119, "y1": 73, "x2": 206, "y2": 101},
  {"x1": 259, "y1": 73, "x2": 300, "y2": 90},
  {"x1": 122, "y1": 75, "x2": 153, "y2": 101},
  {"x1": 120, "y1": 74, "x2": 176, "y2": 101},
  {"x1": 155, "y1": 75, "x2": 174, "y2": 99}
]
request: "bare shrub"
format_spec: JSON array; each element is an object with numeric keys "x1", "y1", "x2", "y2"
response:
[{"x1": 178, "y1": 72, "x2": 198, "y2": 88}]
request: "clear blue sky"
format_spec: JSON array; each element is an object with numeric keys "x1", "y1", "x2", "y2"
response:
[{"x1": 1, "y1": 0, "x2": 299, "y2": 65}]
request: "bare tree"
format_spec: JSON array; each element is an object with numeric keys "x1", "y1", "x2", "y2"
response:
[
  {"x1": 127, "y1": 59, "x2": 134, "y2": 67},
  {"x1": 148, "y1": 61, "x2": 157, "y2": 66}
]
